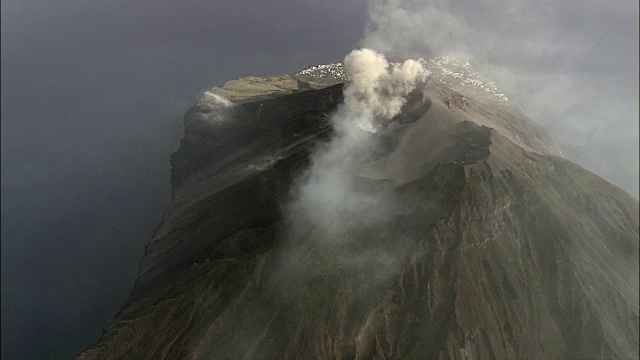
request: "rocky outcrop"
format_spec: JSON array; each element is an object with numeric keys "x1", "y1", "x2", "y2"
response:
[{"x1": 78, "y1": 71, "x2": 638, "y2": 359}]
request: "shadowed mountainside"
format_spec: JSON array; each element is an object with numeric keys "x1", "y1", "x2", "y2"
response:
[{"x1": 78, "y1": 70, "x2": 639, "y2": 360}]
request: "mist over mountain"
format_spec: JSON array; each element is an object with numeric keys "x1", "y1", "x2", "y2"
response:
[
  {"x1": 2, "y1": 1, "x2": 637, "y2": 359},
  {"x1": 78, "y1": 50, "x2": 638, "y2": 359},
  {"x1": 362, "y1": 0, "x2": 639, "y2": 198}
]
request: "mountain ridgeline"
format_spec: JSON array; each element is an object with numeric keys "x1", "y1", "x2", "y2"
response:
[{"x1": 78, "y1": 64, "x2": 639, "y2": 359}]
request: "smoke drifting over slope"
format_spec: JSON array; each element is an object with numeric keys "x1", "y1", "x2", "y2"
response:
[
  {"x1": 203, "y1": 92, "x2": 233, "y2": 108},
  {"x1": 362, "y1": 0, "x2": 639, "y2": 197},
  {"x1": 286, "y1": 49, "x2": 422, "y2": 237}
]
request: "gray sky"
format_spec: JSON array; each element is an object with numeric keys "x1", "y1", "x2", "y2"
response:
[
  {"x1": 1, "y1": 0, "x2": 637, "y2": 359},
  {"x1": 1, "y1": 1, "x2": 367, "y2": 358}
]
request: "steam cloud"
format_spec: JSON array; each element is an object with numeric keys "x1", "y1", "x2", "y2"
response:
[
  {"x1": 287, "y1": 49, "x2": 423, "y2": 237},
  {"x1": 204, "y1": 92, "x2": 233, "y2": 108},
  {"x1": 342, "y1": 49, "x2": 425, "y2": 131},
  {"x1": 273, "y1": 48, "x2": 424, "y2": 292},
  {"x1": 199, "y1": 91, "x2": 234, "y2": 123}
]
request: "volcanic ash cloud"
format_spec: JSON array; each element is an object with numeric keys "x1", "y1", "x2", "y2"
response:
[
  {"x1": 341, "y1": 48, "x2": 426, "y2": 132},
  {"x1": 288, "y1": 49, "x2": 424, "y2": 237}
]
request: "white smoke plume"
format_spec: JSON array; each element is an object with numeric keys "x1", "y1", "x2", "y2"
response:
[
  {"x1": 343, "y1": 49, "x2": 425, "y2": 128},
  {"x1": 198, "y1": 91, "x2": 234, "y2": 123},
  {"x1": 204, "y1": 92, "x2": 233, "y2": 108},
  {"x1": 342, "y1": 49, "x2": 426, "y2": 132},
  {"x1": 287, "y1": 48, "x2": 423, "y2": 237}
]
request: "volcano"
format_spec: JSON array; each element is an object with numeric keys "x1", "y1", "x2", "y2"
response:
[{"x1": 78, "y1": 60, "x2": 639, "y2": 360}]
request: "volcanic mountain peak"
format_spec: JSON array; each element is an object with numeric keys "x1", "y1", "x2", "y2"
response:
[
  {"x1": 198, "y1": 57, "x2": 511, "y2": 109},
  {"x1": 294, "y1": 56, "x2": 510, "y2": 102},
  {"x1": 78, "y1": 59, "x2": 638, "y2": 360}
]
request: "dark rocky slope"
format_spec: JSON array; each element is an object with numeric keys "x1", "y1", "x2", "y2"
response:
[{"x1": 78, "y1": 72, "x2": 638, "y2": 359}]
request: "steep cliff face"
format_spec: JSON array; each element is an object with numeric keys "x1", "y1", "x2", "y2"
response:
[{"x1": 78, "y1": 70, "x2": 638, "y2": 360}]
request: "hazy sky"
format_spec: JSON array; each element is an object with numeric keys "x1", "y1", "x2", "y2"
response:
[
  {"x1": 1, "y1": 1, "x2": 367, "y2": 358},
  {"x1": 1, "y1": 0, "x2": 637, "y2": 359},
  {"x1": 363, "y1": 0, "x2": 639, "y2": 196}
]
